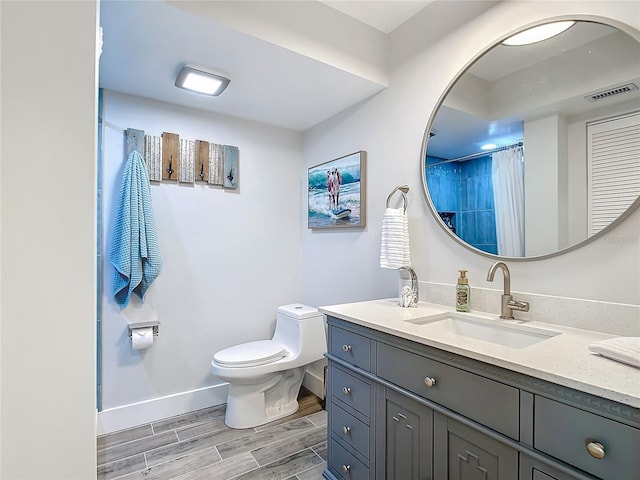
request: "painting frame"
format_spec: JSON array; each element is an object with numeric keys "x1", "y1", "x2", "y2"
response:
[{"x1": 308, "y1": 151, "x2": 366, "y2": 229}]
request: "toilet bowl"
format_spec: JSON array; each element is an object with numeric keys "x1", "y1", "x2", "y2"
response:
[{"x1": 211, "y1": 304, "x2": 327, "y2": 429}]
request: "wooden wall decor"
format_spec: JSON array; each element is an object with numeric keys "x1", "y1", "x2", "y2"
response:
[
  {"x1": 223, "y1": 145, "x2": 239, "y2": 189},
  {"x1": 162, "y1": 132, "x2": 179, "y2": 181},
  {"x1": 144, "y1": 135, "x2": 162, "y2": 182},
  {"x1": 179, "y1": 139, "x2": 195, "y2": 184},
  {"x1": 195, "y1": 140, "x2": 209, "y2": 183},
  {"x1": 126, "y1": 128, "x2": 144, "y2": 156},
  {"x1": 127, "y1": 128, "x2": 239, "y2": 190},
  {"x1": 209, "y1": 143, "x2": 225, "y2": 186}
]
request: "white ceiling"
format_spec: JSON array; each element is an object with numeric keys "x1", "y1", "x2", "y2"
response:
[
  {"x1": 98, "y1": 0, "x2": 496, "y2": 131},
  {"x1": 98, "y1": 2, "x2": 639, "y2": 155},
  {"x1": 320, "y1": 0, "x2": 434, "y2": 33}
]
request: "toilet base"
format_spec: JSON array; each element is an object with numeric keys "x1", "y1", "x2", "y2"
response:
[{"x1": 224, "y1": 366, "x2": 305, "y2": 429}]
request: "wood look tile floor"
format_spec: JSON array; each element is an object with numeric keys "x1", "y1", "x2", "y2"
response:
[{"x1": 97, "y1": 388, "x2": 327, "y2": 480}]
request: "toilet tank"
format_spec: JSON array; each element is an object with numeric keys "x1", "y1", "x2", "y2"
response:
[
  {"x1": 273, "y1": 304, "x2": 327, "y2": 357},
  {"x1": 277, "y1": 304, "x2": 320, "y2": 319}
]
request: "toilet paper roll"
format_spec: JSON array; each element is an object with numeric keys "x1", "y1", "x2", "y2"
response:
[{"x1": 132, "y1": 327, "x2": 154, "y2": 350}]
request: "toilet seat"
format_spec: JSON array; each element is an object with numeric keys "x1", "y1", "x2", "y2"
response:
[{"x1": 213, "y1": 340, "x2": 288, "y2": 368}]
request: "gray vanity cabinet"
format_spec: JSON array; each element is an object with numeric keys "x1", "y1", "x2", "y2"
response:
[{"x1": 323, "y1": 316, "x2": 640, "y2": 480}]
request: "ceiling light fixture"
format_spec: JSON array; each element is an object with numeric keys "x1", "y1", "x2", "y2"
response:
[
  {"x1": 175, "y1": 66, "x2": 230, "y2": 96},
  {"x1": 502, "y1": 21, "x2": 575, "y2": 46},
  {"x1": 481, "y1": 143, "x2": 497, "y2": 151}
]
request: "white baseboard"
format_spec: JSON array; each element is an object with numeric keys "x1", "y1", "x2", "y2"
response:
[
  {"x1": 98, "y1": 367, "x2": 326, "y2": 435},
  {"x1": 97, "y1": 383, "x2": 229, "y2": 435},
  {"x1": 302, "y1": 368, "x2": 326, "y2": 399}
]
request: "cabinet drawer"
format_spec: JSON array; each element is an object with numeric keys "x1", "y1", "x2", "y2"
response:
[
  {"x1": 330, "y1": 326, "x2": 371, "y2": 371},
  {"x1": 331, "y1": 403, "x2": 370, "y2": 458},
  {"x1": 534, "y1": 396, "x2": 640, "y2": 480},
  {"x1": 377, "y1": 342, "x2": 519, "y2": 439},
  {"x1": 329, "y1": 438, "x2": 370, "y2": 480},
  {"x1": 330, "y1": 365, "x2": 371, "y2": 418}
]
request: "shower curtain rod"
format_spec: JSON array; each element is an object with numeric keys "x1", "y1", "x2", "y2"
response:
[{"x1": 430, "y1": 141, "x2": 523, "y2": 166}]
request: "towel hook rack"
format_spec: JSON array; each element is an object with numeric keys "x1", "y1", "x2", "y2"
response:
[{"x1": 386, "y1": 185, "x2": 409, "y2": 213}]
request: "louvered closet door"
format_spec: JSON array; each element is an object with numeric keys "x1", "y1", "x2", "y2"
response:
[{"x1": 587, "y1": 112, "x2": 640, "y2": 235}]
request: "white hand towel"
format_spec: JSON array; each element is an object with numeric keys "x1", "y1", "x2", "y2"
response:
[
  {"x1": 589, "y1": 337, "x2": 640, "y2": 368},
  {"x1": 380, "y1": 207, "x2": 411, "y2": 269}
]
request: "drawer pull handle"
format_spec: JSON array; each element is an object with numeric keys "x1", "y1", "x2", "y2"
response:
[
  {"x1": 343, "y1": 426, "x2": 351, "y2": 435},
  {"x1": 342, "y1": 386, "x2": 351, "y2": 395},
  {"x1": 586, "y1": 441, "x2": 606, "y2": 459},
  {"x1": 342, "y1": 344, "x2": 352, "y2": 352},
  {"x1": 342, "y1": 464, "x2": 351, "y2": 474},
  {"x1": 424, "y1": 376, "x2": 436, "y2": 388}
]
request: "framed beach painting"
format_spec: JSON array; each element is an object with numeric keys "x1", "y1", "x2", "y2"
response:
[{"x1": 308, "y1": 151, "x2": 366, "y2": 229}]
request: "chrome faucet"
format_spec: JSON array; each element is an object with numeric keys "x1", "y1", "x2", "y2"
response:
[
  {"x1": 398, "y1": 266, "x2": 419, "y2": 307},
  {"x1": 486, "y1": 262, "x2": 530, "y2": 319}
]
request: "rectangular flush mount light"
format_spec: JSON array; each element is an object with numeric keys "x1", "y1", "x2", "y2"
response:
[{"x1": 175, "y1": 66, "x2": 230, "y2": 96}]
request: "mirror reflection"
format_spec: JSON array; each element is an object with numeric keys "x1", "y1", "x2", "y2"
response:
[{"x1": 424, "y1": 20, "x2": 640, "y2": 258}]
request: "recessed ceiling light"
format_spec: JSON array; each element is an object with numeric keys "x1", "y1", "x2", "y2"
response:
[
  {"x1": 481, "y1": 143, "x2": 497, "y2": 150},
  {"x1": 175, "y1": 66, "x2": 230, "y2": 96},
  {"x1": 502, "y1": 21, "x2": 576, "y2": 46}
]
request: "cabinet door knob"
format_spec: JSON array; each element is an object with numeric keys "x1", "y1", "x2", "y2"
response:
[
  {"x1": 586, "y1": 441, "x2": 606, "y2": 459},
  {"x1": 424, "y1": 376, "x2": 436, "y2": 388},
  {"x1": 342, "y1": 344, "x2": 352, "y2": 352},
  {"x1": 343, "y1": 426, "x2": 351, "y2": 435},
  {"x1": 342, "y1": 386, "x2": 351, "y2": 395},
  {"x1": 342, "y1": 464, "x2": 351, "y2": 474}
]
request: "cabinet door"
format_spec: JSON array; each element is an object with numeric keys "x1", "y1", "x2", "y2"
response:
[
  {"x1": 520, "y1": 455, "x2": 582, "y2": 480},
  {"x1": 434, "y1": 412, "x2": 518, "y2": 480},
  {"x1": 377, "y1": 388, "x2": 433, "y2": 480}
]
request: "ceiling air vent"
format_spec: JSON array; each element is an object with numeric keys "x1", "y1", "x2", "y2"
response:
[{"x1": 585, "y1": 83, "x2": 638, "y2": 102}]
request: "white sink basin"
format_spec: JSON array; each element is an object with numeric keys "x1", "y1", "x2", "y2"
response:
[{"x1": 405, "y1": 313, "x2": 560, "y2": 349}]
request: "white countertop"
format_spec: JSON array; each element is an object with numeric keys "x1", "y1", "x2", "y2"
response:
[{"x1": 319, "y1": 298, "x2": 640, "y2": 409}]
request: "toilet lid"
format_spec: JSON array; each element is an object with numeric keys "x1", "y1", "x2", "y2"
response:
[{"x1": 214, "y1": 340, "x2": 288, "y2": 367}]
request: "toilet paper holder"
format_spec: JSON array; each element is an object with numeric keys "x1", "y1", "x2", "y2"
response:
[{"x1": 127, "y1": 321, "x2": 160, "y2": 338}]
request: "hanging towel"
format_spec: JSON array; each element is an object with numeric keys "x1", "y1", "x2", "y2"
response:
[
  {"x1": 589, "y1": 337, "x2": 640, "y2": 368},
  {"x1": 110, "y1": 151, "x2": 163, "y2": 308},
  {"x1": 380, "y1": 207, "x2": 411, "y2": 269}
]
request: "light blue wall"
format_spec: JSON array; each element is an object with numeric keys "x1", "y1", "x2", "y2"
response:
[
  {"x1": 98, "y1": 91, "x2": 303, "y2": 421},
  {"x1": 284, "y1": 2, "x2": 640, "y2": 310}
]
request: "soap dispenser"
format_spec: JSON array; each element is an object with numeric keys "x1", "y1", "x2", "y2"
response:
[{"x1": 456, "y1": 269, "x2": 470, "y2": 312}]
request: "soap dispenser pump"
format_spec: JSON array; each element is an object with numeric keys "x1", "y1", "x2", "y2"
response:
[{"x1": 456, "y1": 269, "x2": 470, "y2": 312}]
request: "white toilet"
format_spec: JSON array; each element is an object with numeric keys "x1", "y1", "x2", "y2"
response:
[{"x1": 211, "y1": 304, "x2": 327, "y2": 429}]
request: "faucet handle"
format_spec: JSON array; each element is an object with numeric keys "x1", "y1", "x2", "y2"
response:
[{"x1": 508, "y1": 299, "x2": 530, "y2": 312}]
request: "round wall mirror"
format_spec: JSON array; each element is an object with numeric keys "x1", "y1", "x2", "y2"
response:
[{"x1": 422, "y1": 19, "x2": 640, "y2": 260}]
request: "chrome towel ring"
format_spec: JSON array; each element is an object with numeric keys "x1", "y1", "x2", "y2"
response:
[{"x1": 386, "y1": 185, "x2": 409, "y2": 213}]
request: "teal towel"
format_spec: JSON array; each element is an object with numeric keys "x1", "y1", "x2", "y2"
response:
[{"x1": 110, "y1": 151, "x2": 162, "y2": 307}]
